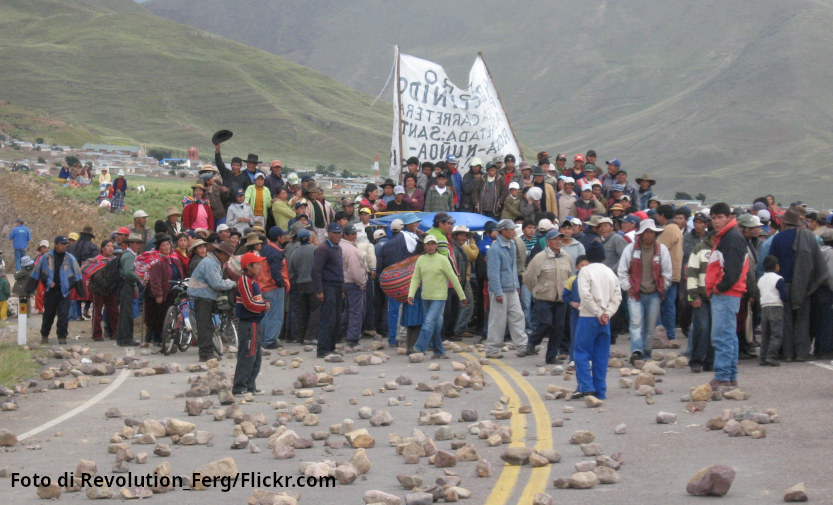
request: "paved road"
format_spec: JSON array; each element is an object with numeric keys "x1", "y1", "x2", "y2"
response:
[{"x1": 1, "y1": 317, "x2": 832, "y2": 503}]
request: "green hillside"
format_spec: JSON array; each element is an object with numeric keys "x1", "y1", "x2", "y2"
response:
[
  {"x1": 0, "y1": 0, "x2": 390, "y2": 172},
  {"x1": 146, "y1": 0, "x2": 833, "y2": 205},
  {"x1": 0, "y1": 101, "x2": 101, "y2": 146}
]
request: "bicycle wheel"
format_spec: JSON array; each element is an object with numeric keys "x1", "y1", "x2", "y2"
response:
[
  {"x1": 179, "y1": 310, "x2": 196, "y2": 352},
  {"x1": 220, "y1": 314, "x2": 238, "y2": 348},
  {"x1": 212, "y1": 328, "x2": 224, "y2": 356},
  {"x1": 161, "y1": 306, "x2": 179, "y2": 356}
]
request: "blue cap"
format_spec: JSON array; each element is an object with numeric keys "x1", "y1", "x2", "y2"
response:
[
  {"x1": 613, "y1": 184, "x2": 625, "y2": 192},
  {"x1": 445, "y1": 154, "x2": 458, "y2": 164},
  {"x1": 186, "y1": 230, "x2": 197, "y2": 238},
  {"x1": 623, "y1": 214, "x2": 641, "y2": 225},
  {"x1": 400, "y1": 213, "x2": 422, "y2": 225},
  {"x1": 606, "y1": 159, "x2": 621, "y2": 167},
  {"x1": 233, "y1": 188, "x2": 244, "y2": 197},
  {"x1": 54, "y1": 235, "x2": 68, "y2": 245},
  {"x1": 268, "y1": 226, "x2": 287, "y2": 240},
  {"x1": 545, "y1": 229, "x2": 562, "y2": 240},
  {"x1": 760, "y1": 225, "x2": 771, "y2": 235},
  {"x1": 646, "y1": 209, "x2": 657, "y2": 217},
  {"x1": 327, "y1": 223, "x2": 343, "y2": 233},
  {"x1": 297, "y1": 229, "x2": 311, "y2": 241},
  {"x1": 301, "y1": 175, "x2": 313, "y2": 182},
  {"x1": 294, "y1": 200, "x2": 308, "y2": 209}
]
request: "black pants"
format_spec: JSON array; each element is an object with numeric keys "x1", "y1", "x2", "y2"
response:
[
  {"x1": 442, "y1": 287, "x2": 460, "y2": 338},
  {"x1": 317, "y1": 284, "x2": 343, "y2": 356},
  {"x1": 233, "y1": 320, "x2": 262, "y2": 394},
  {"x1": 529, "y1": 299, "x2": 567, "y2": 363},
  {"x1": 193, "y1": 297, "x2": 215, "y2": 359},
  {"x1": 291, "y1": 283, "x2": 320, "y2": 343},
  {"x1": 116, "y1": 282, "x2": 135, "y2": 345},
  {"x1": 41, "y1": 288, "x2": 70, "y2": 342}
]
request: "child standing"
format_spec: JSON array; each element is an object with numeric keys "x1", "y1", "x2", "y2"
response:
[
  {"x1": 233, "y1": 253, "x2": 270, "y2": 395},
  {"x1": 757, "y1": 255, "x2": 787, "y2": 367},
  {"x1": 686, "y1": 232, "x2": 715, "y2": 373}
]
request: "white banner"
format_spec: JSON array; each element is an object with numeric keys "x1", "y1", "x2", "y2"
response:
[{"x1": 390, "y1": 52, "x2": 521, "y2": 180}]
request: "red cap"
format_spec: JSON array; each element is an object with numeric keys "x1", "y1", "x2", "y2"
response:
[
  {"x1": 634, "y1": 210, "x2": 649, "y2": 221},
  {"x1": 240, "y1": 252, "x2": 267, "y2": 270},
  {"x1": 574, "y1": 154, "x2": 585, "y2": 162},
  {"x1": 116, "y1": 227, "x2": 130, "y2": 235}
]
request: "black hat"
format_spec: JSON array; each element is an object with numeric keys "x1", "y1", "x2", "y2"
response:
[
  {"x1": 433, "y1": 212, "x2": 455, "y2": 226},
  {"x1": 231, "y1": 156, "x2": 243, "y2": 164},
  {"x1": 532, "y1": 165, "x2": 546, "y2": 176},
  {"x1": 244, "y1": 154, "x2": 259, "y2": 164},
  {"x1": 381, "y1": 178, "x2": 395, "y2": 188},
  {"x1": 212, "y1": 129, "x2": 233, "y2": 145},
  {"x1": 504, "y1": 154, "x2": 516, "y2": 163},
  {"x1": 435, "y1": 171, "x2": 448, "y2": 179},
  {"x1": 539, "y1": 157, "x2": 551, "y2": 166}
]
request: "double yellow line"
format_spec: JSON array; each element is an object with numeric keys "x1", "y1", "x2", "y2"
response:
[{"x1": 458, "y1": 352, "x2": 552, "y2": 504}]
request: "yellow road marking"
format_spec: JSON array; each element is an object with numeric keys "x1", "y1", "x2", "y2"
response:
[
  {"x1": 486, "y1": 356, "x2": 554, "y2": 504},
  {"x1": 458, "y1": 351, "x2": 527, "y2": 505}
]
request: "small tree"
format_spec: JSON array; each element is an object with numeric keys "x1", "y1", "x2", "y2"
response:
[
  {"x1": 674, "y1": 191, "x2": 693, "y2": 200},
  {"x1": 168, "y1": 169, "x2": 176, "y2": 176},
  {"x1": 148, "y1": 147, "x2": 172, "y2": 161},
  {"x1": 37, "y1": 156, "x2": 46, "y2": 163},
  {"x1": 179, "y1": 172, "x2": 187, "y2": 178},
  {"x1": 36, "y1": 137, "x2": 44, "y2": 144},
  {"x1": 65, "y1": 155, "x2": 80, "y2": 167},
  {"x1": 695, "y1": 193, "x2": 706, "y2": 203},
  {"x1": 315, "y1": 164, "x2": 327, "y2": 175},
  {"x1": 341, "y1": 169, "x2": 354, "y2": 178}
]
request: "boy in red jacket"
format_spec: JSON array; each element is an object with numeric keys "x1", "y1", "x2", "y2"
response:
[{"x1": 233, "y1": 253, "x2": 270, "y2": 396}]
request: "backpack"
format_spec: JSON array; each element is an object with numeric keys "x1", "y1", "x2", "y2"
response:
[
  {"x1": 379, "y1": 255, "x2": 420, "y2": 302},
  {"x1": 134, "y1": 250, "x2": 162, "y2": 286},
  {"x1": 89, "y1": 253, "x2": 123, "y2": 296}
]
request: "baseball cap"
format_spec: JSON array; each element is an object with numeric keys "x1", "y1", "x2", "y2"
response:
[
  {"x1": 569, "y1": 217, "x2": 583, "y2": 227},
  {"x1": 508, "y1": 181, "x2": 520, "y2": 190},
  {"x1": 574, "y1": 154, "x2": 585, "y2": 162},
  {"x1": 452, "y1": 225, "x2": 470, "y2": 234},
  {"x1": 737, "y1": 214, "x2": 763, "y2": 228},
  {"x1": 423, "y1": 234, "x2": 438, "y2": 244},
  {"x1": 341, "y1": 198, "x2": 355, "y2": 207},
  {"x1": 133, "y1": 210, "x2": 148, "y2": 218},
  {"x1": 469, "y1": 157, "x2": 483, "y2": 167},
  {"x1": 270, "y1": 160, "x2": 283, "y2": 169},
  {"x1": 623, "y1": 214, "x2": 642, "y2": 225},
  {"x1": 445, "y1": 154, "x2": 458, "y2": 164},
  {"x1": 38, "y1": 239, "x2": 50, "y2": 248},
  {"x1": 580, "y1": 184, "x2": 593, "y2": 192},
  {"x1": 393, "y1": 185, "x2": 406, "y2": 195},
  {"x1": 538, "y1": 219, "x2": 554, "y2": 232},
  {"x1": 495, "y1": 219, "x2": 515, "y2": 231},
  {"x1": 297, "y1": 229, "x2": 312, "y2": 241},
  {"x1": 613, "y1": 184, "x2": 625, "y2": 192},
  {"x1": 555, "y1": 153, "x2": 567, "y2": 161},
  {"x1": 758, "y1": 209, "x2": 771, "y2": 223},
  {"x1": 327, "y1": 223, "x2": 343, "y2": 233},
  {"x1": 294, "y1": 200, "x2": 308, "y2": 209},
  {"x1": 545, "y1": 229, "x2": 563, "y2": 240},
  {"x1": 434, "y1": 212, "x2": 455, "y2": 225},
  {"x1": 563, "y1": 177, "x2": 576, "y2": 184},
  {"x1": 342, "y1": 225, "x2": 357, "y2": 235},
  {"x1": 54, "y1": 235, "x2": 68, "y2": 245},
  {"x1": 240, "y1": 252, "x2": 267, "y2": 270},
  {"x1": 254, "y1": 172, "x2": 266, "y2": 179},
  {"x1": 116, "y1": 227, "x2": 130, "y2": 236},
  {"x1": 373, "y1": 229, "x2": 387, "y2": 240},
  {"x1": 390, "y1": 218, "x2": 405, "y2": 231},
  {"x1": 234, "y1": 188, "x2": 245, "y2": 197},
  {"x1": 359, "y1": 207, "x2": 372, "y2": 215},
  {"x1": 216, "y1": 224, "x2": 230, "y2": 232},
  {"x1": 67, "y1": 232, "x2": 79, "y2": 241},
  {"x1": 504, "y1": 154, "x2": 516, "y2": 163},
  {"x1": 605, "y1": 159, "x2": 621, "y2": 167},
  {"x1": 693, "y1": 212, "x2": 709, "y2": 223}
]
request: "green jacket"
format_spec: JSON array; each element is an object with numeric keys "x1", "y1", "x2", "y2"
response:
[
  {"x1": 408, "y1": 252, "x2": 465, "y2": 301},
  {"x1": 0, "y1": 277, "x2": 9, "y2": 302}
]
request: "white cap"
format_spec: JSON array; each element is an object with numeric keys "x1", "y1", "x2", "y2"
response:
[
  {"x1": 580, "y1": 184, "x2": 593, "y2": 192},
  {"x1": 373, "y1": 229, "x2": 387, "y2": 240},
  {"x1": 39, "y1": 239, "x2": 50, "y2": 248},
  {"x1": 452, "y1": 225, "x2": 470, "y2": 234},
  {"x1": 133, "y1": 210, "x2": 149, "y2": 218},
  {"x1": 526, "y1": 186, "x2": 543, "y2": 201},
  {"x1": 569, "y1": 217, "x2": 583, "y2": 227},
  {"x1": 393, "y1": 185, "x2": 406, "y2": 195},
  {"x1": 390, "y1": 219, "x2": 404, "y2": 231},
  {"x1": 216, "y1": 224, "x2": 230, "y2": 232},
  {"x1": 537, "y1": 219, "x2": 554, "y2": 232},
  {"x1": 117, "y1": 169, "x2": 125, "y2": 176},
  {"x1": 508, "y1": 181, "x2": 520, "y2": 190},
  {"x1": 563, "y1": 177, "x2": 576, "y2": 184}
]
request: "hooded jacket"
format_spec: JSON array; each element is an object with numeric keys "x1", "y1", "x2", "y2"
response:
[{"x1": 705, "y1": 218, "x2": 748, "y2": 297}]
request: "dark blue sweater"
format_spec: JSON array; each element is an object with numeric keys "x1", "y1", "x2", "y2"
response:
[{"x1": 311, "y1": 240, "x2": 344, "y2": 293}]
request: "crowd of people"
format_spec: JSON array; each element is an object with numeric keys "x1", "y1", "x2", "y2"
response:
[{"x1": 11, "y1": 144, "x2": 833, "y2": 398}]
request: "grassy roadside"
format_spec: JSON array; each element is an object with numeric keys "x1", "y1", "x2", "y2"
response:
[{"x1": 0, "y1": 343, "x2": 38, "y2": 388}]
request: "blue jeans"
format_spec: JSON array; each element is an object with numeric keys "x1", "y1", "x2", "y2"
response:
[
  {"x1": 574, "y1": 316, "x2": 611, "y2": 398},
  {"x1": 520, "y1": 285, "x2": 533, "y2": 333},
  {"x1": 660, "y1": 282, "x2": 678, "y2": 339},
  {"x1": 260, "y1": 288, "x2": 285, "y2": 346},
  {"x1": 214, "y1": 217, "x2": 226, "y2": 227},
  {"x1": 628, "y1": 292, "x2": 661, "y2": 357},
  {"x1": 414, "y1": 299, "x2": 446, "y2": 355},
  {"x1": 710, "y1": 294, "x2": 741, "y2": 382},
  {"x1": 689, "y1": 300, "x2": 713, "y2": 368},
  {"x1": 387, "y1": 297, "x2": 401, "y2": 343},
  {"x1": 14, "y1": 249, "x2": 25, "y2": 271}
]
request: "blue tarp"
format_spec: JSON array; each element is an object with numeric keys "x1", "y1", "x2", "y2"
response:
[{"x1": 370, "y1": 212, "x2": 497, "y2": 232}]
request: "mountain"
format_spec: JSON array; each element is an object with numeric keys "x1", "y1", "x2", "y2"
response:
[
  {"x1": 144, "y1": 0, "x2": 833, "y2": 205},
  {"x1": 0, "y1": 0, "x2": 390, "y2": 171}
]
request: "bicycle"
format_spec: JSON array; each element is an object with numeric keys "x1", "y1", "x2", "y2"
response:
[
  {"x1": 213, "y1": 293, "x2": 238, "y2": 351},
  {"x1": 161, "y1": 279, "x2": 235, "y2": 356}
]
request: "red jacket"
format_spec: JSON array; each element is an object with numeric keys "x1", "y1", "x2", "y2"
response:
[
  {"x1": 705, "y1": 218, "x2": 748, "y2": 297},
  {"x1": 182, "y1": 201, "x2": 214, "y2": 231},
  {"x1": 148, "y1": 256, "x2": 185, "y2": 300}
]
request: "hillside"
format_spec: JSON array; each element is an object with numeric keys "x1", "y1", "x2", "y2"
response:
[
  {"x1": 145, "y1": 0, "x2": 833, "y2": 205},
  {"x1": 0, "y1": 0, "x2": 390, "y2": 172},
  {"x1": 0, "y1": 101, "x2": 101, "y2": 147}
]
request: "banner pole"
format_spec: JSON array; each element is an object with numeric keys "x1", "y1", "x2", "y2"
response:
[
  {"x1": 477, "y1": 51, "x2": 524, "y2": 162},
  {"x1": 395, "y1": 46, "x2": 405, "y2": 184}
]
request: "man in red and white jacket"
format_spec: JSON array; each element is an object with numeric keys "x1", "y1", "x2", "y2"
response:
[
  {"x1": 233, "y1": 253, "x2": 270, "y2": 396},
  {"x1": 704, "y1": 202, "x2": 749, "y2": 391}
]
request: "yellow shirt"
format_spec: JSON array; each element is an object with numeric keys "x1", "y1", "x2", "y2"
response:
[{"x1": 254, "y1": 187, "x2": 264, "y2": 216}]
